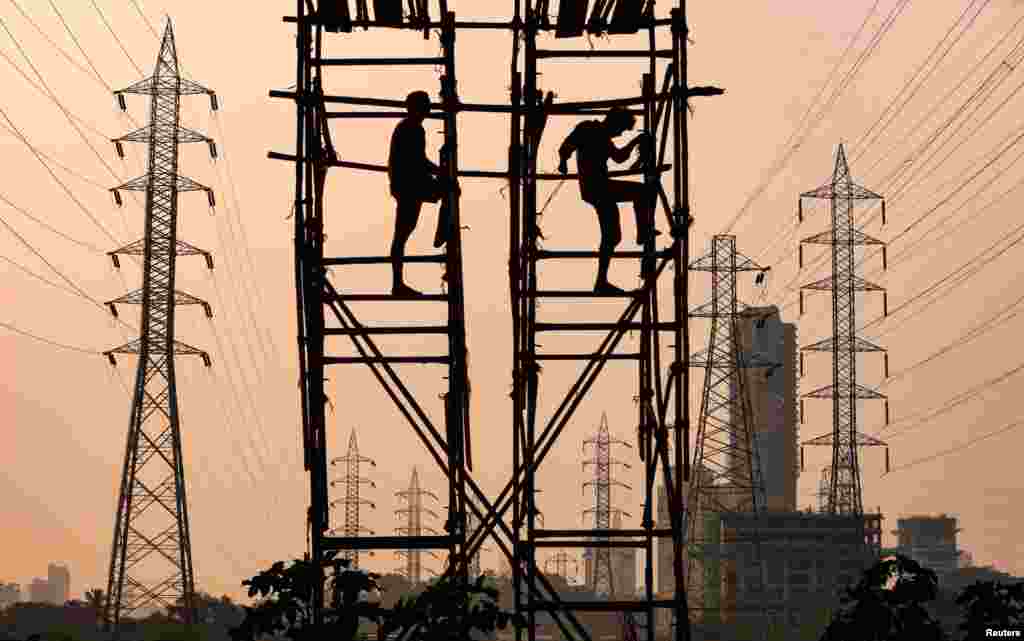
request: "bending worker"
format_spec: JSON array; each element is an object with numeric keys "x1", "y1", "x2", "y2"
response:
[{"x1": 558, "y1": 106, "x2": 657, "y2": 294}]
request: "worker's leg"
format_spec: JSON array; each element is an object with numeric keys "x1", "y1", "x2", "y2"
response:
[
  {"x1": 606, "y1": 179, "x2": 657, "y2": 244},
  {"x1": 391, "y1": 196, "x2": 424, "y2": 295},
  {"x1": 594, "y1": 200, "x2": 625, "y2": 293}
]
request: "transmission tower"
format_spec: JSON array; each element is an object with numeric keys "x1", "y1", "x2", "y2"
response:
[
  {"x1": 329, "y1": 430, "x2": 376, "y2": 569},
  {"x1": 816, "y1": 467, "x2": 832, "y2": 513},
  {"x1": 686, "y1": 235, "x2": 772, "y2": 628},
  {"x1": 100, "y1": 19, "x2": 217, "y2": 634},
  {"x1": 796, "y1": 143, "x2": 891, "y2": 527},
  {"x1": 544, "y1": 552, "x2": 580, "y2": 583},
  {"x1": 582, "y1": 412, "x2": 631, "y2": 596},
  {"x1": 395, "y1": 467, "x2": 441, "y2": 584}
]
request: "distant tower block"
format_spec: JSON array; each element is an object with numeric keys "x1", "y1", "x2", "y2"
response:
[
  {"x1": 101, "y1": 18, "x2": 218, "y2": 635},
  {"x1": 797, "y1": 143, "x2": 891, "y2": 527},
  {"x1": 582, "y1": 412, "x2": 631, "y2": 596},
  {"x1": 330, "y1": 430, "x2": 376, "y2": 569},
  {"x1": 395, "y1": 468, "x2": 441, "y2": 584}
]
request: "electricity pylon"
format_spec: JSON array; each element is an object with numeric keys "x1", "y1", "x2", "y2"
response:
[
  {"x1": 395, "y1": 467, "x2": 441, "y2": 584},
  {"x1": 544, "y1": 552, "x2": 580, "y2": 583},
  {"x1": 797, "y1": 143, "x2": 890, "y2": 523},
  {"x1": 686, "y1": 235, "x2": 772, "y2": 626},
  {"x1": 330, "y1": 430, "x2": 376, "y2": 569},
  {"x1": 582, "y1": 412, "x2": 631, "y2": 596},
  {"x1": 100, "y1": 19, "x2": 218, "y2": 634}
]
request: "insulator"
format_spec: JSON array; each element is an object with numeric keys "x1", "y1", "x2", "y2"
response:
[
  {"x1": 209, "y1": 92, "x2": 219, "y2": 111},
  {"x1": 884, "y1": 353, "x2": 889, "y2": 378},
  {"x1": 107, "y1": 302, "x2": 118, "y2": 318},
  {"x1": 885, "y1": 400, "x2": 890, "y2": 425},
  {"x1": 883, "y1": 291, "x2": 888, "y2": 317},
  {"x1": 800, "y1": 446, "x2": 804, "y2": 472},
  {"x1": 885, "y1": 448, "x2": 890, "y2": 474},
  {"x1": 106, "y1": 353, "x2": 117, "y2": 366},
  {"x1": 201, "y1": 353, "x2": 212, "y2": 368},
  {"x1": 882, "y1": 246, "x2": 887, "y2": 271},
  {"x1": 208, "y1": 140, "x2": 218, "y2": 160},
  {"x1": 114, "y1": 141, "x2": 125, "y2": 158},
  {"x1": 203, "y1": 253, "x2": 214, "y2": 270},
  {"x1": 116, "y1": 93, "x2": 126, "y2": 111},
  {"x1": 112, "y1": 189, "x2": 122, "y2": 207},
  {"x1": 800, "y1": 399, "x2": 805, "y2": 424},
  {"x1": 800, "y1": 352, "x2": 804, "y2": 377},
  {"x1": 881, "y1": 200, "x2": 886, "y2": 225},
  {"x1": 207, "y1": 189, "x2": 216, "y2": 208},
  {"x1": 109, "y1": 253, "x2": 120, "y2": 269},
  {"x1": 799, "y1": 290, "x2": 804, "y2": 316},
  {"x1": 799, "y1": 244, "x2": 803, "y2": 269},
  {"x1": 798, "y1": 198, "x2": 803, "y2": 223},
  {"x1": 202, "y1": 302, "x2": 213, "y2": 319}
]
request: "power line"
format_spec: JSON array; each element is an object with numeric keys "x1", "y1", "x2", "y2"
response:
[
  {"x1": 1, "y1": 252, "x2": 94, "y2": 300},
  {"x1": 729, "y1": 0, "x2": 913, "y2": 239},
  {"x1": 90, "y1": 0, "x2": 143, "y2": 76},
  {"x1": 0, "y1": 320, "x2": 100, "y2": 354},
  {"x1": 882, "y1": 415, "x2": 1024, "y2": 476},
  {"x1": 0, "y1": 190, "x2": 106, "y2": 252}
]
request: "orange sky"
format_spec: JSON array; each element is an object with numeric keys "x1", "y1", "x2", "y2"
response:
[{"x1": 2, "y1": 0, "x2": 1024, "y2": 603}]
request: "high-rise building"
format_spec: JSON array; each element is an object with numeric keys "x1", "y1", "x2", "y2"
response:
[
  {"x1": 735, "y1": 306, "x2": 799, "y2": 512},
  {"x1": 0, "y1": 583, "x2": 21, "y2": 608},
  {"x1": 47, "y1": 564, "x2": 70, "y2": 605}
]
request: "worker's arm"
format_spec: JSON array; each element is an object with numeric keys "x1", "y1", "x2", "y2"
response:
[
  {"x1": 610, "y1": 133, "x2": 644, "y2": 163},
  {"x1": 557, "y1": 127, "x2": 579, "y2": 174}
]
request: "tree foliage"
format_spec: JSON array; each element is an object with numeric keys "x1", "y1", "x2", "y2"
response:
[{"x1": 819, "y1": 554, "x2": 947, "y2": 641}]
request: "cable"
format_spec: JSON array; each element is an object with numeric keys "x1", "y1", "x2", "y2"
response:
[
  {"x1": 129, "y1": 0, "x2": 161, "y2": 40},
  {"x1": 722, "y1": 0, "x2": 910, "y2": 236},
  {"x1": 849, "y1": 0, "x2": 991, "y2": 164},
  {"x1": 0, "y1": 320, "x2": 100, "y2": 354},
  {"x1": 90, "y1": 0, "x2": 143, "y2": 76},
  {"x1": 1, "y1": 252, "x2": 94, "y2": 300},
  {"x1": 0, "y1": 125, "x2": 110, "y2": 191},
  {"x1": 882, "y1": 415, "x2": 1024, "y2": 476},
  {"x1": 0, "y1": 190, "x2": 106, "y2": 253}
]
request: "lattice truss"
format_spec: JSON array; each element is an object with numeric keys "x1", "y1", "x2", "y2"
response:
[
  {"x1": 330, "y1": 430, "x2": 376, "y2": 569},
  {"x1": 797, "y1": 144, "x2": 891, "y2": 518},
  {"x1": 100, "y1": 19, "x2": 218, "y2": 631},
  {"x1": 395, "y1": 468, "x2": 441, "y2": 584},
  {"x1": 582, "y1": 413, "x2": 631, "y2": 596},
  {"x1": 272, "y1": 2, "x2": 722, "y2": 641},
  {"x1": 685, "y1": 235, "x2": 772, "y2": 618}
]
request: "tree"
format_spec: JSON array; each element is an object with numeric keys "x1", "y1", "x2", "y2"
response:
[
  {"x1": 819, "y1": 554, "x2": 947, "y2": 641},
  {"x1": 229, "y1": 556, "x2": 383, "y2": 641},
  {"x1": 956, "y1": 579, "x2": 1024, "y2": 638},
  {"x1": 384, "y1": 574, "x2": 524, "y2": 641}
]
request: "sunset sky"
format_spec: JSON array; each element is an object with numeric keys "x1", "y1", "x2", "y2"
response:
[{"x1": 3, "y1": 0, "x2": 1024, "y2": 603}]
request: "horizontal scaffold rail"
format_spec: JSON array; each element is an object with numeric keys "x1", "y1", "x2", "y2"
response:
[
  {"x1": 268, "y1": 89, "x2": 676, "y2": 113},
  {"x1": 324, "y1": 355, "x2": 450, "y2": 365},
  {"x1": 534, "y1": 528, "x2": 675, "y2": 538},
  {"x1": 322, "y1": 535, "x2": 452, "y2": 551},
  {"x1": 324, "y1": 326, "x2": 450, "y2": 335},
  {"x1": 268, "y1": 150, "x2": 668, "y2": 180},
  {"x1": 530, "y1": 352, "x2": 640, "y2": 361},
  {"x1": 524, "y1": 601, "x2": 678, "y2": 613},
  {"x1": 527, "y1": 539, "x2": 650, "y2": 549},
  {"x1": 281, "y1": 15, "x2": 677, "y2": 29}
]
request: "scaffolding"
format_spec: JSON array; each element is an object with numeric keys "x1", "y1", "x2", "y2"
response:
[{"x1": 271, "y1": 2, "x2": 719, "y2": 640}]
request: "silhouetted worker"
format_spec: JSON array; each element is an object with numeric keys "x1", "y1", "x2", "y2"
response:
[
  {"x1": 388, "y1": 90, "x2": 452, "y2": 297},
  {"x1": 558, "y1": 106, "x2": 657, "y2": 294}
]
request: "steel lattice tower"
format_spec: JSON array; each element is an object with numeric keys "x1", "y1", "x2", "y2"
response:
[
  {"x1": 582, "y1": 412, "x2": 631, "y2": 596},
  {"x1": 395, "y1": 468, "x2": 441, "y2": 584},
  {"x1": 816, "y1": 467, "x2": 832, "y2": 513},
  {"x1": 100, "y1": 19, "x2": 217, "y2": 633},
  {"x1": 544, "y1": 552, "x2": 579, "y2": 583},
  {"x1": 329, "y1": 430, "x2": 376, "y2": 569},
  {"x1": 797, "y1": 144, "x2": 890, "y2": 521},
  {"x1": 686, "y1": 235, "x2": 772, "y2": 625}
]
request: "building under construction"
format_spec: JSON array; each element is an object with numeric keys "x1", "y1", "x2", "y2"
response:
[{"x1": 889, "y1": 514, "x2": 961, "y2": 576}]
